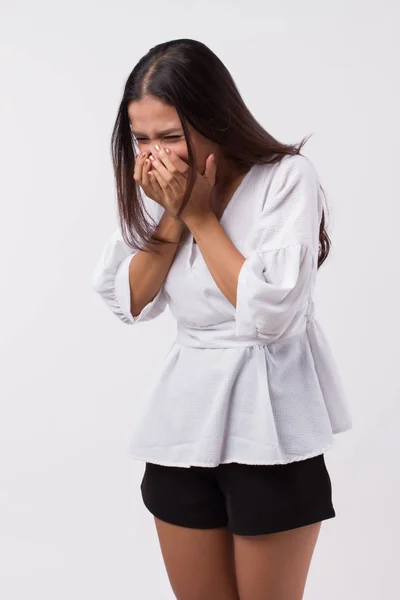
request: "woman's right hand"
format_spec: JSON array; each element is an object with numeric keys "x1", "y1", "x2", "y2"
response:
[
  {"x1": 133, "y1": 146, "x2": 216, "y2": 227},
  {"x1": 134, "y1": 150, "x2": 176, "y2": 212},
  {"x1": 133, "y1": 150, "x2": 187, "y2": 238},
  {"x1": 133, "y1": 150, "x2": 155, "y2": 195}
]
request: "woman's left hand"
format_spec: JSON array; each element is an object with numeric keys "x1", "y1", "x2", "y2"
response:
[{"x1": 146, "y1": 144, "x2": 217, "y2": 224}]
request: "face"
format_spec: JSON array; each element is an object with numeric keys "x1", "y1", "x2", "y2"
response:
[{"x1": 128, "y1": 95, "x2": 226, "y2": 177}]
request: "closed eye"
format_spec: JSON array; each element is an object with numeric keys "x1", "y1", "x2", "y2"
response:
[{"x1": 135, "y1": 136, "x2": 182, "y2": 141}]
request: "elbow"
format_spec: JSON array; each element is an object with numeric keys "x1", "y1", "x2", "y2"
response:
[
  {"x1": 130, "y1": 303, "x2": 142, "y2": 319},
  {"x1": 260, "y1": 308, "x2": 309, "y2": 343},
  {"x1": 235, "y1": 307, "x2": 301, "y2": 344},
  {"x1": 91, "y1": 280, "x2": 136, "y2": 325},
  {"x1": 254, "y1": 323, "x2": 290, "y2": 344},
  {"x1": 90, "y1": 271, "x2": 103, "y2": 295}
]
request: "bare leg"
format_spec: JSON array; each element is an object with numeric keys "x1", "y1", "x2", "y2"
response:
[
  {"x1": 154, "y1": 516, "x2": 240, "y2": 600},
  {"x1": 233, "y1": 521, "x2": 322, "y2": 600}
]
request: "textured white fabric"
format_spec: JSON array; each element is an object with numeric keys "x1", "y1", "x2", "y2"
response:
[
  {"x1": 90, "y1": 204, "x2": 169, "y2": 325},
  {"x1": 91, "y1": 154, "x2": 353, "y2": 467}
]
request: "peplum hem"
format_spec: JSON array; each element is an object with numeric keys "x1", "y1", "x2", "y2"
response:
[
  {"x1": 126, "y1": 442, "x2": 336, "y2": 469},
  {"x1": 125, "y1": 317, "x2": 353, "y2": 468}
]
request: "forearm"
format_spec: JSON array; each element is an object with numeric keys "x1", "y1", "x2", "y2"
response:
[
  {"x1": 184, "y1": 213, "x2": 246, "y2": 308},
  {"x1": 128, "y1": 212, "x2": 184, "y2": 316}
]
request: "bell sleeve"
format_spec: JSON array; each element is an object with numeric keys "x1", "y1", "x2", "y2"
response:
[
  {"x1": 91, "y1": 196, "x2": 169, "y2": 325},
  {"x1": 235, "y1": 154, "x2": 323, "y2": 342}
]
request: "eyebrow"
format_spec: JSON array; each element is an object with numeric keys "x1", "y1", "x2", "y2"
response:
[{"x1": 131, "y1": 128, "x2": 182, "y2": 136}]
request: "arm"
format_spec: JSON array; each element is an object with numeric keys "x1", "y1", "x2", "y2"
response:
[
  {"x1": 91, "y1": 198, "x2": 184, "y2": 325},
  {"x1": 128, "y1": 212, "x2": 185, "y2": 316},
  {"x1": 184, "y1": 155, "x2": 322, "y2": 341},
  {"x1": 183, "y1": 212, "x2": 245, "y2": 309}
]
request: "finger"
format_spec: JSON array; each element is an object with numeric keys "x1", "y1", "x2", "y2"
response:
[
  {"x1": 141, "y1": 157, "x2": 151, "y2": 189},
  {"x1": 149, "y1": 162, "x2": 169, "y2": 191},
  {"x1": 153, "y1": 146, "x2": 189, "y2": 181},
  {"x1": 133, "y1": 152, "x2": 144, "y2": 182},
  {"x1": 204, "y1": 153, "x2": 217, "y2": 183},
  {"x1": 133, "y1": 151, "x2": 148, "y2": 182},
  {"x1": 148, "y1": 154, "x2": 174, "y2": 189},
  {"x1": 144, "y1": 163, "x2": 163, "y2": 198}
]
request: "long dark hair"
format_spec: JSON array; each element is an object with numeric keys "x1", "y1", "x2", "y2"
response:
[{"x1": 111, "y1": 38, "x2": 331, "y2": 268}]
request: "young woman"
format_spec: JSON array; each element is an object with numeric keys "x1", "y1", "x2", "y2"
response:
[{"x1": 91, "y1": 38, "x2": 353, "y2": 600}]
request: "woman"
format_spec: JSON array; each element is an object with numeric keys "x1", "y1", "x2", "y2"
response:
[{"x1": 91, "y1": 38, "x2": 353, "y2": 600}]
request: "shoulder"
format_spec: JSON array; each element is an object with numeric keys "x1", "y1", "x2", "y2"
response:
[
  {"x1": 270, "y1": 154, "x2": 320, "y2": 190},
  {"x1": 254, "y1": 154, "x2": 322, "y2": 221},
  {"x1": 252, "y1": 155, "x2": 323, "y2": 248},
  {"x1": 258, "y1": 154, "x2": 321, "y2": 202},
  {"x1": 254, "y1": 154, "x2": 321, "y2": 200}
]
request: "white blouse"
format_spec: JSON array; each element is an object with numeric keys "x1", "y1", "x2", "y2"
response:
[{"x1": 91, "y1": 154, "x2": 353, "y2": 468}]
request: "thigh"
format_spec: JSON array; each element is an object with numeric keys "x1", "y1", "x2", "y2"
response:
[
  {"x1": 154, "y1": 517, "x2": 240, "y2": 600},
  {"x1": 233, "y1": 521, "x2": 321, "y2": 600}
]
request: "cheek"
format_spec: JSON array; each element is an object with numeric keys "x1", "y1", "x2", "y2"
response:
[
  {"x1": 172, "y1": 141, "x2": 208, "y2": 168},
  {"x1": 170, "y1": 141, "x2": 188, "y2": 164}
]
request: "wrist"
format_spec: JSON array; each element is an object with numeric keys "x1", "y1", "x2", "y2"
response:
[
  {"x1": 157, "y1": 211, "x2": 185, "y2": 242},
  {"x1": 182, "y1": 211, "x2": 216, "y2": 232}
]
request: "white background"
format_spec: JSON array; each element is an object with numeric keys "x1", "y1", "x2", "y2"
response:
[{"x1": 1, "y1": 1, "x2": 399, "y2": 598}]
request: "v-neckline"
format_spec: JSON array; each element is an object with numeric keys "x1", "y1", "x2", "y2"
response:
[{"x1": 191, "y1": 164, "x2": 256, "y2": 246}]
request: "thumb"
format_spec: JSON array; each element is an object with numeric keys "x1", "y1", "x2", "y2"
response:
[{"x1": 204, "y1": 153, "x2": 217, "y2": 185}]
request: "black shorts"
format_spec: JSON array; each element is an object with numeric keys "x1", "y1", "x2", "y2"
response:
[{"x1": 140, "y1": 453, "x2": 336, "y2": 536}]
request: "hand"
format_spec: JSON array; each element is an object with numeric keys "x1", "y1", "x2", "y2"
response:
[{"x1": 134, "y1": 144, "x2": 217, "y2": 224}]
